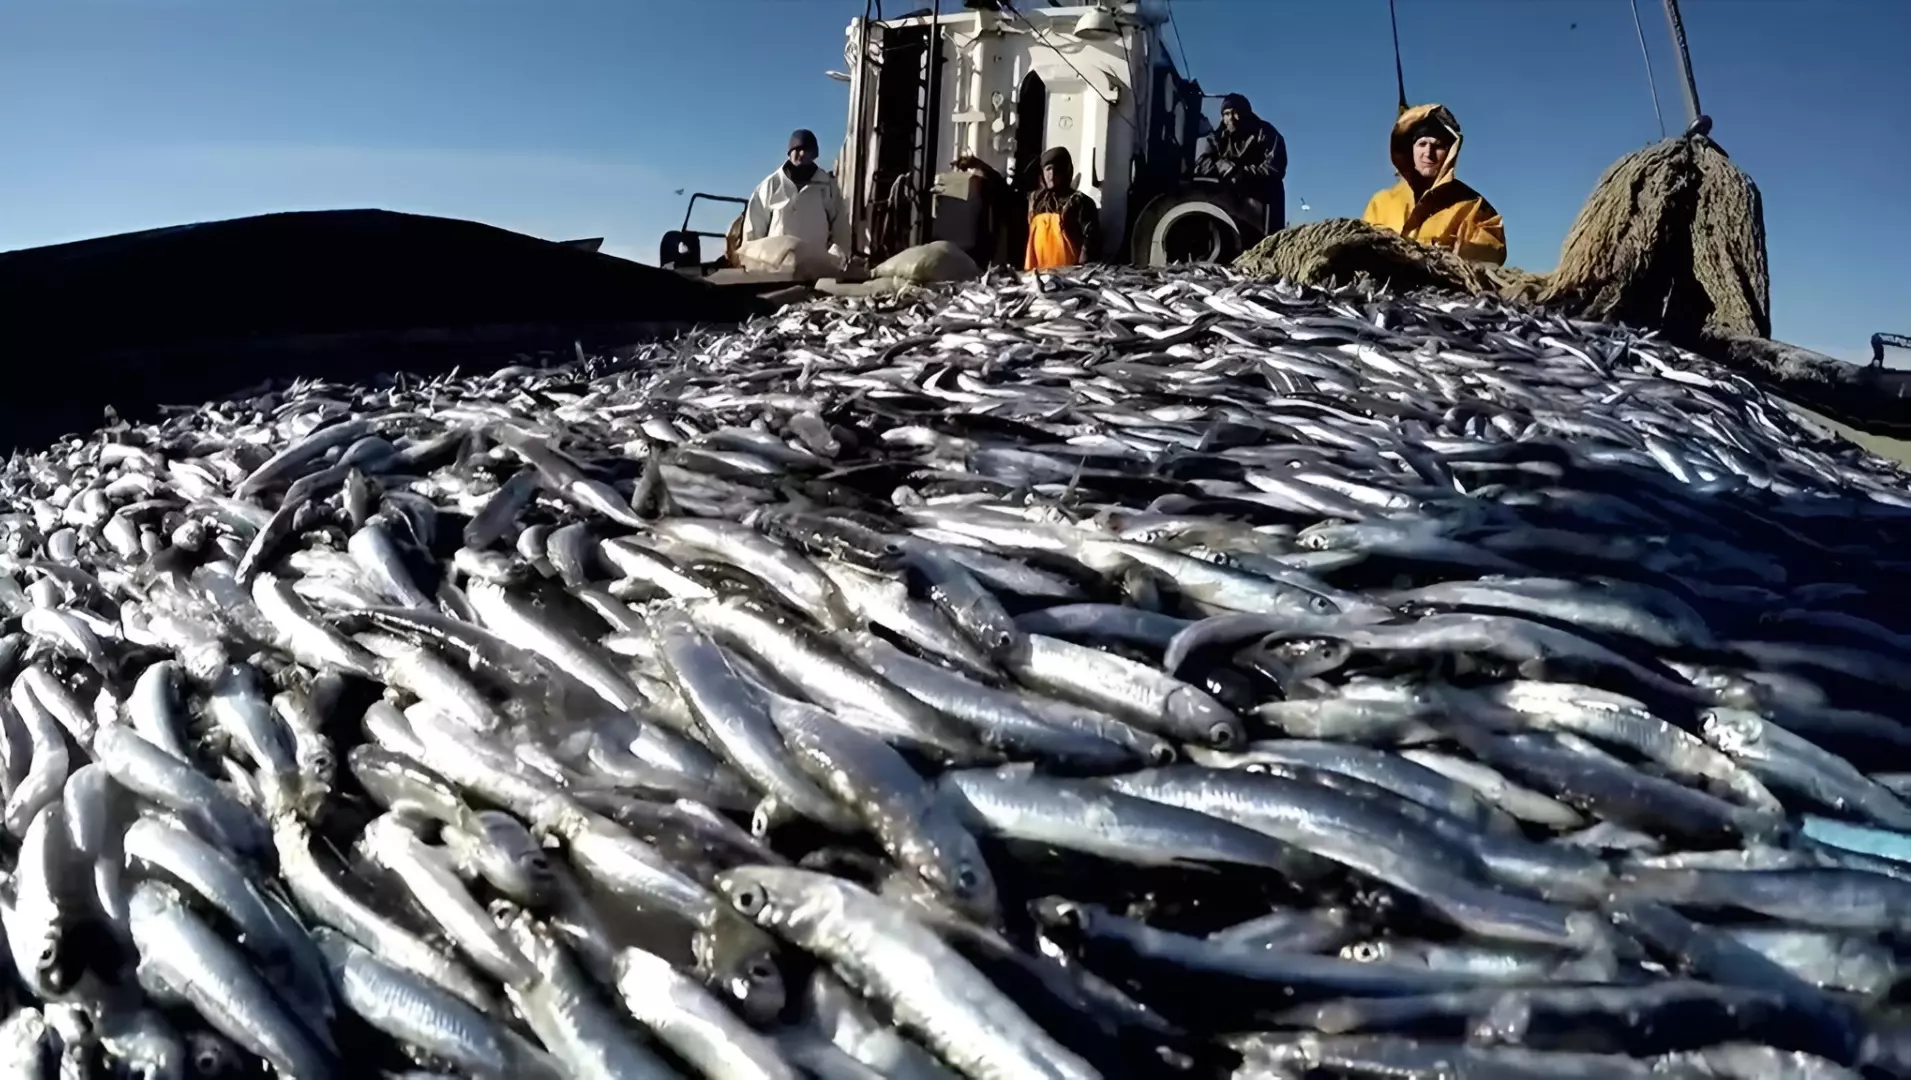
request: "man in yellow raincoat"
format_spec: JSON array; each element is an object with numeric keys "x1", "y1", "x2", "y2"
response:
[
  {"x1": 1024, "y1": 147, "x2": 1099, "y2": 271},
  {"x1": 1362, "y1": 104, "x2": 1506, "y2": 265}
]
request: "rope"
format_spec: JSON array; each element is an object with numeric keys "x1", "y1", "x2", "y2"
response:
[
  {"x1": 1387, "y1": 0, "x2": 1409, "y2": 115},
  {"x1": 1237, "y1": 136, "x2": 1772, "y2": 347},
  {"x1": 1627, "y1": 0, "x2": 1668, "y2": 140}
]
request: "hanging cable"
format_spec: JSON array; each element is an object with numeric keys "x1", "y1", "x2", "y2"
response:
[
  {"x1": 1626, "y1": 0, "x2": 1667, "y2": 139},
  {"x1": 999, "y1": 0, "x2": 1118, "y2": 108},
  {"x1": 1166, "y1": 0, "x2": 1194, "y2": 79},
  {"x1": 999, "y1": 0, "x2": 1141, "y2": 140},
  {"x1": 1387, "y1": 0, "x2": 1409, "y2": 115}
]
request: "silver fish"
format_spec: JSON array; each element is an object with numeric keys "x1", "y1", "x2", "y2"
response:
[{"x1": 0, "y1": 264, "x2": 1902, "y2": 1077}]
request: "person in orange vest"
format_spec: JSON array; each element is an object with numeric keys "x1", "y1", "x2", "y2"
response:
[
  {"x1": 1024, "y1": 146, "x2": 1099, "y2": 271},
  {"x1": 1361, "y1": 104, "x2": 1506, "y2": 265}
]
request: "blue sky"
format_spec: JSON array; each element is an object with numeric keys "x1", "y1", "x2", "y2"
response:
[{"x1": 1, "y1": 0, "x2": 1904, "y2": 363}]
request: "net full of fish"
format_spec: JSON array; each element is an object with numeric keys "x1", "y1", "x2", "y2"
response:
[{"x1": 1, "y1": 264, "x2": 1910, "y2": 1079}]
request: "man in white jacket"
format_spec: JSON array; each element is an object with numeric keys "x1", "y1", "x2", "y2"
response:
[{"x1": 740, "y1": 129, "x2": 848, "y2": 270}]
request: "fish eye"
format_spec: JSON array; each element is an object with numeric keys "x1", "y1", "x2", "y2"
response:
[
  {"x1": 748, "y1": 807, "x2": 775, "y2": 838},
  {"x1": 1207, "y1": 721, "x2": 1240, "y2": 748},
  {"x1": 1148, "y1": 743, "x2": 1179, "y2": 765},
  {"x1": 1046, "y1": 901, "x2": 1088, "y2": 931},
  {"x1": 747, "y1": 958, "x2": 778, "y2": 984},
  {"x1": 37, "y1": 945, "x2": 68, "y2": 990},
  {"x1": 731, "y1": 885, "x2": 766, "y2": 916},
  {"x1": 955, "y1": 865, "x2": 981, "y2": 893}
]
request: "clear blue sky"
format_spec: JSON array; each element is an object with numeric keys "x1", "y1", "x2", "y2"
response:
[{"x1": 1, "y1": 0, "x2": 1904, "y2": 362}]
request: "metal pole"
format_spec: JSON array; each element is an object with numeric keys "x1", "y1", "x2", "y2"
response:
[
  {"x1": 1660, "y1": 0, "x2": 1702, "y2": 129},
  {"x1": 849, "y1": 1, "x2": 875, "y2": 254},
  {"x1": 916, "y1": 0, "x2": 944, "y2": 247},
  {"x1": 1387, "y1": 0, "x2": 1408, "y2": 114}
]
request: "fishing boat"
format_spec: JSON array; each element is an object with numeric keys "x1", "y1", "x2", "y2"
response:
[
  {"x1": 4, "y1": 0, "x2": 1902, "y2": 446},
  {"x1": 661, "y1": 0, "x2": 1272, "y2": 277},
  {"x1": 661, "y1": 0, "x2": 1911, "y2": 440}
]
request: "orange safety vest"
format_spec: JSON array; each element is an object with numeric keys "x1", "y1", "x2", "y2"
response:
[{"x1": 1025, "y1": 211, "x2": 1082, "y2": 271}]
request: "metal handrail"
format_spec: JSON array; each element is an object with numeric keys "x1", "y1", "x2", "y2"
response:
[
  {"x1": 1874, "y1": 333, "x2": 1911, "y2": 368},
  {"x1": 676, "y1": 192, "x2": 749, "y2": 238}
]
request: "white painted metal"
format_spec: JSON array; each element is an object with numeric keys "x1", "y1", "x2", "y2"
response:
[{"x1": 841, "y1": 2, "x2": 1184, "y2": 257}]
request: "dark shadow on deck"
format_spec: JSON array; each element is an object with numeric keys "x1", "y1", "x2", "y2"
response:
[{"x1": 0, "y1": 209, "x2": 768, "y2": 449}]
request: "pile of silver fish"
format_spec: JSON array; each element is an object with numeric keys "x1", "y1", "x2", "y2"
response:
[{"x1": 2, "y1": 265, "x2": 1911, "y2": 1079}]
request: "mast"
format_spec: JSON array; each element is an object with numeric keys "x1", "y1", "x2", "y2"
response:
[
  {"x1": 1660, "y1": 0, "x2": 1703, "y2": 130},
  {"x1": 1387, "y1": 0, "x2": 1408, "y2": 115}
]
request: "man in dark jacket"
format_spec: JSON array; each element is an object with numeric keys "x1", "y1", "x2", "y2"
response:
[{"x1": 1194, "y1": 93, "x2": 1287, "y2": 233}]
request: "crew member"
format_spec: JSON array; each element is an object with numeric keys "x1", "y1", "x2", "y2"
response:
[
  {"x1": 1194, "y1": 92, "x2": 1288, "y2": 232},
  {"x1": 741, "y1": 129, "x2": 849, "y2": 260},
  {"x1": 1361, "y1": 104, "x2": 1506, "y2": 265},
  {"x1": 1025, "y1": 146, "x2": 1099, "y2": 270}
]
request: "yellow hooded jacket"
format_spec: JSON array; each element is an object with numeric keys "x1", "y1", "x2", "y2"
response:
[{"x1": 1361, "y1": 103, "x2": 1506, "y2": 266}]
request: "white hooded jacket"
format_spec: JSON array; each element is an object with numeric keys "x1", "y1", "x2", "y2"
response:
[{"x1": 741, "y1": 164, "x2": 848, "y2": 258}]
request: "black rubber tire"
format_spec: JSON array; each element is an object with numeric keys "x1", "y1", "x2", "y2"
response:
[{"x1": 1131, "y1": 187, "x2": 1263, "y2": 267}]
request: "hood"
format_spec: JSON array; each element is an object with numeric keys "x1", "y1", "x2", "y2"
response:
[
  {"x1": 1038, "y1": 146, "x2": 1074, "y2": 190},
  {"x1": 1390, "y1": 103, "x2": 1464, "y2": 190}
]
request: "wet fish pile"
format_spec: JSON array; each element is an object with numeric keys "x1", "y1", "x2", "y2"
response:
[{"x1": 3, "y1": 265, "x2": 1911, "y2": 1079}]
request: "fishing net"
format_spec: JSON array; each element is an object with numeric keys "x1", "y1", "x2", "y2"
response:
[
  {"x1": 1231, "y1": 217, "x2": 1533, "y2": 299},
  {"x1": 1224, "y1": 136, "x2": 1911, "y2": 429},
  {"x1": 1540, "y1": 135, "x2": 1770, "y2": 343},
  {"x1": 1234, "y1": 134, "x2": 1770, "y2": 347},
  {"x1": 1237, "y1": 141, "x2": 1911, "y2": 438}
]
